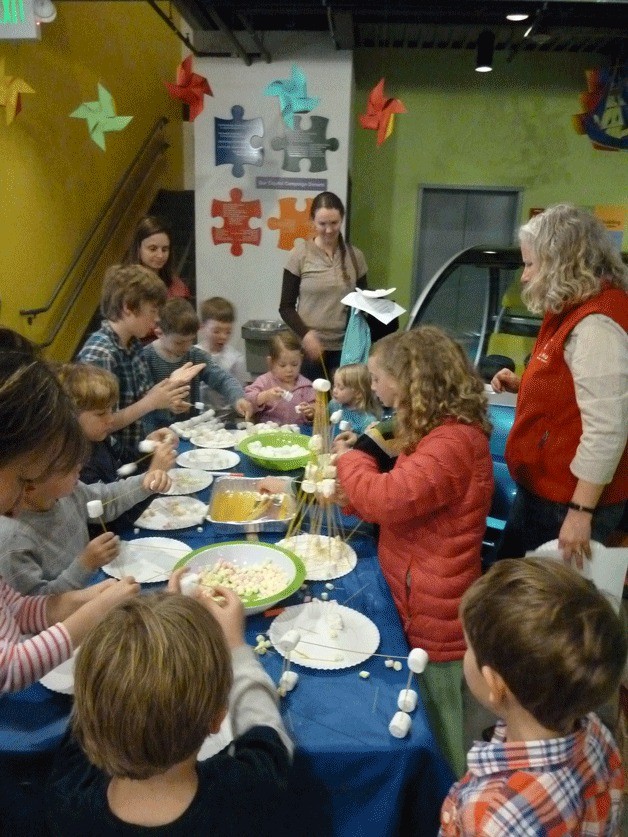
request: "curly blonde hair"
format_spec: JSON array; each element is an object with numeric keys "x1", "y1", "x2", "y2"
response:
[
  {"x1": 371, "y1": 327, "x2": 491, "y2": 453},
  {"x1": 519, "y1": 204, "x2": 628, "y2": 315}
]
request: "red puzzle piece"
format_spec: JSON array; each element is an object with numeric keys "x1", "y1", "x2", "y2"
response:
[
  {"x1": 211, "y1": 188, "x2": 262, "y2": 256},
  {"x1": 267, "y1": 197, "x2": 313, "y2": 250}
]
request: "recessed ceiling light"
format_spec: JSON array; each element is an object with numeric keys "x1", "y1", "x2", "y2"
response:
[{"x1": 506, "y1": 13, "x2": 529, "y2": 22}]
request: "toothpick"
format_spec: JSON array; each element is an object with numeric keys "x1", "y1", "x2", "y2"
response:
[
  {"x1": 98, "y1": 516, "x2": 107, "y2": 534},
  {"x1": 342, "y1": 582, "x2": 371, "y2": 606}
]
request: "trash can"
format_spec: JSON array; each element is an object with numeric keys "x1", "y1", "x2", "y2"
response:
[{"x1": 241, "y1": 320, "x2": 286, "y2": 375}]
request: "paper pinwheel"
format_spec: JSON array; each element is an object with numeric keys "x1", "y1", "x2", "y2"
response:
[
  {"x1": 0, "y1": 59, "x2": 34, "y2": 126},
  {"x1": 70, "y1": 84, "x2": 133, "y2": 151},
  {"x1": 264, "y1": 64, "x2": 319, "y2": 129},
  {"x1": 164, "y1": 55, "x2": 212, "y2": 122},
  {"x1": 359, "y1": 78, "x2": 406, "y2": 146}
]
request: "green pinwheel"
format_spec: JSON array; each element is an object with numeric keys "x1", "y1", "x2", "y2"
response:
[{"x1": 70, "y1": 84, "x2": 133, "y2": 150}]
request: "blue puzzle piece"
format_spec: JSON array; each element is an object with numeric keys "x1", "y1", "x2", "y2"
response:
[
  {"x1": 215, "y1": 105, "x2": 264, "y2": 178},
  {"x1": 271, "y1": 115, "x2": 339, "y2": 173}
]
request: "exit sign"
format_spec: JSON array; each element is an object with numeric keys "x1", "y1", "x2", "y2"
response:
[{"x1": 1, "y1": 0, "x2": 40, "y2": 39}]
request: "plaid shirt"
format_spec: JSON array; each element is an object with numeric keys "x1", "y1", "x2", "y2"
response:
[
  {"x1": 78, "y1": 321, "x2": 153, "y2": 463},
  {"x1": 439, "y1": 714, "x2": 623, "y2": 836}
]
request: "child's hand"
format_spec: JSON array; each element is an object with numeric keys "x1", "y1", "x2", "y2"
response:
[
  {"x1": 91, "y1": 576, "x2": 140, "y2": 616},
  {"x1": 333, "y1": 431, "x2": 357, "y2": 453},
  {"x1": 169, "y1": 361, "x2": 206, "y2": 384},
  {"x1": 147, "y1": 428, "x2": 179, "y2": 447},
  {"x1": 143, "y1": 469, "x2": 171, "y2": 493},
  {"x1": 490, "y1": 368, "x2": 520, "y2": 393},
  {"x1": 81, "y1": 532, "x2": 120, "y2": 571},
  {"x1": 234, "y1": 398, "x2": 254, "y2": 421},
  {"x1": 261, "y1": 387, "x2": 285, "y2": 406},
  {"x1": 332, "y1": 480, "x2": 350, "y2": 507},
  {"x1": 170, "y1": 398, "x2": 192, "y2": 415},
  {"x1": 198, "y1": 585, "x2": 245, "y2": 649},
  {"x1": 149, "y1": 439, "x2": 176, "y2": 473},
  {"x1": 148, "y1": 378, "x2": 190, "y2": 411},
  {"x1": 298, "y1": 402, "x2": 315, "y2": 421},
  {"x1": 167, "y1": 566, "x2": 187, "y2": 593}
]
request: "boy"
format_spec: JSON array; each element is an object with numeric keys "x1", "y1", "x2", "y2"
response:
[
  {"x1": 78, "y1": 264, "x2": 193, "y2": 463},
  {"x1": 142, "y1": 298, "x2": 253, "y2": 432},
  {"x1": 198, "y1": 296, "x2": 248, "y2": 386},
  {"x1": 440, "y1": 557, "x2": 626, "y2": 836},
  {"x1": 46, "y1": 582, "x2": 293, "y2": 836}
]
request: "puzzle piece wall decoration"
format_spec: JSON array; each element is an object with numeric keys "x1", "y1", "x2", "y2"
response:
[
  {"x1": 264, "y1": 64, "x2": 319, "y2": 129},
  {"x1": 211, "y1": 188, "x2": 262, "y2": 256},
  {"x1": 215, "y1": 105, "x2": 264, "y2": 177},
  {"x1": 271, "y1": 116, "x2": 339, "y2": 173},
  {"x1": 267, "y1": 197, "x2": 313, "y2": 250}
]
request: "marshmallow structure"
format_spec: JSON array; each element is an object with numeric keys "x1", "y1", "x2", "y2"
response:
[
  {"x1": 397, "y1": 689, "x2": 418, "y2": 713},
  {"x1": 116, "y1": 462, "x2": 137, "y2": 477},
  {"x1": 86, "y1": 500, "x2": 104, "y2": 519},
  {"x1": 389, "y1": 711, "x2": 412, "y2": 739},
  {"x1": 276, "y1": 630, "x2": 301, "y2": 654},
  {"x1": 407, "y1": 648, "x2": 429, "y2": 674},
  {"x1": 138, "y1": 440, "x2": 157, "y2": 453},
  {"x1": 279, "y1": 670, "x2": 299, "y2": 692}
]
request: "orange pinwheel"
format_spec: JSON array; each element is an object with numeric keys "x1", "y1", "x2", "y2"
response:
[
  {"x1": 164, "y1": 55, "x2": 212, "y2": 121},
  {"x1": 359, "y1": 78, "x2": 406, "y2": 146}
]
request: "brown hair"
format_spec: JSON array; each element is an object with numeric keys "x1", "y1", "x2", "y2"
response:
[
  {"x1": 158, "y1": 298, "x2": 200, "y2": 336},
  {"x1": 461, "y1": 557, "x2": 627, "y2": 732},
  {"x1": 100, "y1": 264, "x2": 167, "y2": 321},
  {"x1": 123, "y1": 216, "x2": 174, "y2": 287},
  {"x1": 333, "y1": 363, "x2": 380, "y2": 415},
  {"x1": 310, "y1": 191, "x2": 354, "y2": 285},
  {"x1": 58, "y1": 363, "x2": 119, "y2": 412},
  {"x1": 72, "y1": 593, "x2": 232, "y2": 779},
  {"x1": 370, "y1": 326, "x2": 491, "y2": 453},
  {"x1": 200, "y1": 297, "x2": 236, "y2": 324},
  {"x1": 268, "y1": 330, "x2": 304, "y2": 362}
]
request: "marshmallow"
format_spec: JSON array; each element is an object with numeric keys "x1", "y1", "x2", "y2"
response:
[
  {"x1": 194, "y1": 401, "x2": 205, "y2": 411},
  {"x1": 393, "y1": 661, "x2": 403, "y2": 672},
  {"x1": 180, "y1": 572, "x2": 200, "y2": 596},
  {"x1": 301, "y1": 479, "x2": 316, "y2": 494},
  {"x1": 321, "y1": 592, "x2": 329, "y2": 601},
  {"x1": 279, "y1": 670, "x2": 298, "y2": 692},
  {"x1": 359, "y1": 670, "x2": 370, "y2": 679},
  {"x1": 116, "y1": 462, "x2": 137, "y2": 477},
  {"x1": 325, "y1": 582, "x2": 334, "y2": 590},
  {"x1": 308, "y1": 434, "x2": 323, "y2": 453},
  {"x1": 320, "y1": 478, "x2": 335, "y2": 498},
  {"x1": 330, "y1": 409, "x2": 342, "y2": 424},
  {"x1": 339, "y1": 420, "x2": 351, "y2": 432},
  {"x1": 276, "y1": 630, "x2": 301, "y2": 654},
  {"x1": 282, "y1": 390, "x2": 294, "y2": 401},
  {"x1": 322, "y1": 465, "x2": 337, "y2": 479},
  {"x1": 138, "y1": 440, "x2": 157, "y2": 453},
  {"x1": 389, "y1": 711, "x2": 412, "y2": 739},
  {"x1": 384, "y1": 659, "x2": 394, "y2": 668},
  {"x1": 408, "y1": 648, "x2": 429, "y2": 674},
  {"x1": 86, "y1": 500, "x2": 104, "y2": 519},
  {"x1": 397, "y1": 689, "x2": 418, "y2": 713},
  {"x1": 312, "y1": 378, "x2": 331, "y2": 392}
]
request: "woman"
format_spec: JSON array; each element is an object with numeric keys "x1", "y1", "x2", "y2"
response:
[
  {"x1": 279, "y1": 191, "x2": 367, "y2": 380},
  {"x1": 124, "y1": 216, "x2": 191, "y2": 299},
  {"x1": 492, "y1": 204, "x2": 628, "y2": 563}
]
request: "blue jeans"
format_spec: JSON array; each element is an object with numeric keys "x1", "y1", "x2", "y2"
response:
[{"x1": 496, "y1": 484, "x2": 626, "y2": 559}]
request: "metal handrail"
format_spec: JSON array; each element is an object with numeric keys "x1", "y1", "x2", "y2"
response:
[{"x1": 20, "y1": 117, "x2": 170, "y2": 323}]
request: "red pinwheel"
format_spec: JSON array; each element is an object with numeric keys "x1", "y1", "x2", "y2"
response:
[
  {"x1": 164, "y1": 55, "x2": 212, "y2": 121},
  {"x1": 359, "y1": 78, "x2": 406, "y2": 146}
]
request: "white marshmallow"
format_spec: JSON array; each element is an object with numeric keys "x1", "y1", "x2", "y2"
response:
[
  {"x1": 279, "y1": 670, "x2": 298, "y2": 692},
  {"x1": 339, "y1": 420, "x2": 351, "y2": 432},
  {"x1": 138, "y1": 440, "x2": 157, "y2": 453},
  {"x1": 359, "y1": 670, "x2": 370, "y2": 679},
  {"x1": 322, "y1": 465, "x2": 337, "y2": 479},
  {"x1": 116, "y1": 462, "x2": 137, "y2": 477},
  {"x1": 330, "y1": 409, "x2": 342, "y2": 424},
  {"x1": 312, "y1": 378, "x2": 331, "y2": 392},
  {"x1": 308, "y1": 434, "x2": 322, "y2": 453},
  {"x1": 194, "y1": 401, "x2": 205, "y2": 411},
  {"x1": 276, "y1": 630, "x2": 301, "y2": 654},
  {"x1": 282, "y1": 390, "x2": 294, "y2": 401},
  {"x1": 320, "y1": 478, "x2": 336, "y2": 498},
  {"x1": 393, "y1": 660, "x2": 403, "y2": 672},
  {"x1": 180, "y1": 573, "x2": 200, "y2": 596},
  {"x1": 397, "y1": 689, "x2": 418, "y2": 713},
  {"x1": 86, "y1": 500, "x2": 104, "y2": 519},
  {"x1": 408, "y1": 648, "x2": 429, "y2": 674},
  {"x1": 301, "y1": 479, "x2": 316, "y2": 494},
  {"x1": 389, "y1": 711, "x2": 412, "y2": 738}
]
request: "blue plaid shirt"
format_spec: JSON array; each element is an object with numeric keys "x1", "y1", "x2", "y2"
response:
[{"x1": 78, "y1": 321, "x2": 152, "y2": 463}]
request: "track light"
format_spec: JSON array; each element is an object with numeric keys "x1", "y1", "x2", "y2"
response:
[
  {"x1": 34, "y1": 0, "x2": 57, "y2": 24},
  {"x1": 475, "y1": 30, "x2": 495, "y2": 73},
  {"x1": 506, "y1": 12, "x2": 529, "y2": 22}
]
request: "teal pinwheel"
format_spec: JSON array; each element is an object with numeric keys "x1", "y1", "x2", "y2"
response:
[
  {"x1": 70, "y1": 84, "x2": 133, "y2": 150},
  {"x1": 264, "y1": 64, "x2": 319, "y2": 129}
]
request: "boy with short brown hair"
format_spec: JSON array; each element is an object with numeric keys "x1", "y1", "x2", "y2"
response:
[
  {"x1": 439, "y1": 557, "x2": 626, "y2": 835},
  {"x1": 198, "y1": 296, "x2": 249, "y2": 395}
]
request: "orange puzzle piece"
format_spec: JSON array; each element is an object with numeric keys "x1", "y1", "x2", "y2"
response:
[
  {"x1": 211, "y1": 188, "x2": 262, "y2": 256},
  {"x1": 267, "y1": 197, "x2": 313, "y2": 250}
]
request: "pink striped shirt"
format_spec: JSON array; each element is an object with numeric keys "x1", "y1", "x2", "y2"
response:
[{"x1": 0, "y1": 579, "x2": 72, "y2": 693}]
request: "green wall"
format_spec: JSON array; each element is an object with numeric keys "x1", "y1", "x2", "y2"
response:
[{"x1": 351, "y1": 48, "x2": 627, "y2": 315}]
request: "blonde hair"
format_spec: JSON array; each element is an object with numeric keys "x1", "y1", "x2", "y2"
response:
[
  {"x1": 158, "y1": 298, "x2": 199, "y2": 336},
  {"x1": 462, "y1": 558, "x2": 627, "y2": 732},
  {"x1": 268, "y1": 330, "x2": 304, "y2": 362},
  {"x1": 73, "y1": 594, "x2": 232, "y2": 780},
  {"x1": 58, "y1": 363, "x2": 118, "y2": 412},
  {"x1": 371, "y1": 327, "x2": 491, "y2": 453},
  {"x1": 200, "y1": 297, "x2": 236, "y2": 324},
  {"x1": 100, "y1": 264, "x2": 167, "y2": 321},
  {"x1": 334, "y1": 363, "x2": 380, "y2": 415},
  {"x1": 519, "y1": 204, "x2": 628, "y2": 315}
]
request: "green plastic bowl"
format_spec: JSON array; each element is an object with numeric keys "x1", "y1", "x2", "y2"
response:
[{"x1": 237, "y1": 431, "x2": 312, "y2": 471}]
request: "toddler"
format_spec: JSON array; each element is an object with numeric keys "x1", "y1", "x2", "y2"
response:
[
  {"x1": 46, "y1": 583, "x2": 292, "y2": 835},
  {"x1": 245, "y1": 330, "x2": 315, "y2": 425},
  {"x1": 329, "y1": 363, "x2": 380, "y2": 435},
  {"x1": 440, "y1": 557, "x2": 626, "y2": 835}
]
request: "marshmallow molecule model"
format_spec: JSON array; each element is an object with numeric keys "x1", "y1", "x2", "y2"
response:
[
  {"x1": 276, "y1": 629, "x2": 301, "y2": 696},
  {"x1": 388, "y1": 648, "x2": 429, "y2": 739},
  {"x1": 86, "y1": 500, "x2": 104, "y2": 519}
]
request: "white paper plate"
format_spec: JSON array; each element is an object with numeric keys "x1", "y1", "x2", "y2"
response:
[
  {"x1": 161, "y1": 468, "x2": 214, "y2": 496},
  {"x1": 133, "y1": 497, "x2": 207, "y2": 531},
  {"x1": 189, "y1": 428, "x2": 246, "y2": 449},
  {"x1": 277, "y1": 534, "x2": 357, "y2": 581},
  {"x1": 176, "y1": 449, "x2": 241, "y2": 471},
  {"x1": 39, "y1": 652, "x2": 77, "y2": 695},
  {"x1": 269, "y1": 601, "x2": 380, "y2": 671},
  {"x1": 103, "y1": 537, "x2": 191, "y2": 582}
]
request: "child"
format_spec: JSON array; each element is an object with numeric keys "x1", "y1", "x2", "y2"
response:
[
  {"x1": 46, "y1": 584, "x2": 293, "y2": 835},
  {"x1": 0, "y1": 329, "x2": 139, "y2": 693},
  {"x1": 198, "y1": 296, "x2": 248, "y2": 387},
  {"x1": 335, "y1": 326, "x2": 494, "y2": 777},
  {"x1": 440, "y1": 557, "x2": 627, "y2": 835},
  {"x1": 329, "y1": 363, "x2": 380, "y2": 435},
  {"x1": 245, "y1": 330, "x2": 316, "y2": 425},
  {"x1": 78, "y1": 264, "x2": 193, "y2": 463},
  {"x1": 58, "y1": 363, "x2": 176, "y2": 485},
  {"x1": 0, "y1": 430, "x2": 171, "y2": 595},
  {"x1": 141, "y1": 298, "x2": 252, "y2": 432}
]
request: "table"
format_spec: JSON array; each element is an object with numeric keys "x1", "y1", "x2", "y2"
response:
[{"x1": 0, "y1": 440, "x2": 454, "y2": 837}]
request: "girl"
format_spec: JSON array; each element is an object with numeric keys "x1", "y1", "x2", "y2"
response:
[
  {"x1": 123, "y1": 215, "x2": 191, "y2": 299},
  {"x1": 329, "y1": 363, "x2": 380, "y2": 435},
  {"x1": 245, "y1": 330, "x2": 315, "y2": 425},
  {"x1": 335, "y1": 326, "x2": 494, "y2": 777},
  {"x1": 0, "y1": 330, "x2": 138, "y2": 693}
]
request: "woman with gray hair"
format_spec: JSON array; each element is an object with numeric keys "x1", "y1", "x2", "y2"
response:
[{"x1": 492, "y1": 204, "x2": 628, "y2": 563}]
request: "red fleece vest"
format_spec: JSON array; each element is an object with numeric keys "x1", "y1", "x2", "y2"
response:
[{"x1": 505, "y1": 286, "x2": 628, "y2": 505}]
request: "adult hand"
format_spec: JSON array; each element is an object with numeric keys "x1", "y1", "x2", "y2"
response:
[
  {"x1": 169, "y1": 361, "x2": 206, "y2": 384},
  {"x1": 81, "y1": 531, "x2": 120, "y2": 570},
  {"x1": 558, "y1": 509, "x2": 592, "y2": 569},
  {"x1": 142, "y1": 469, "x2": 172, "y2": 493},
  {"x1": 302, "y1": 330, "x2": 324, "y2": 362},
  {"x1": 490, "y1": 368, "x2": 521, "y2": 393}
]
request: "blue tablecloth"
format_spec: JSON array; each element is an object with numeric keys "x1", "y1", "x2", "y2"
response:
[{"x1": 0, "y1": 440, "x2": 454, "y2": 836}]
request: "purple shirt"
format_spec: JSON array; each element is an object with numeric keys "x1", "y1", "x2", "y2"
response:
[{"x1": 245, "y1": 372, "x2": 315, "y2": 425}]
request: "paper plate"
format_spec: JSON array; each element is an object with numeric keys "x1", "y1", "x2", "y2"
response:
[
  {"x1": 277, "y1": 534, "x2": 357, "y2": 581},
  {"x1": 269, "y1": 601, "x2": 380, "y2": 671},
  {"x1": 176, "y1": 449, "x2": 241, "y2": 471},
  {"x1": 103, "y1": 537, "x2": 192, "y2": 582},
  {"x1": 161, "y1": 468, "x2": 214, "y2": 496},
  {"x1": 39, "y1": 653, "x2": 77, "y2": 695},
  {"x1": 134, "y1": 497, "x2": 207, "y2": 531},
  {"x1": 189, "y1": 428, "x2": 246, "y2": 449}
]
